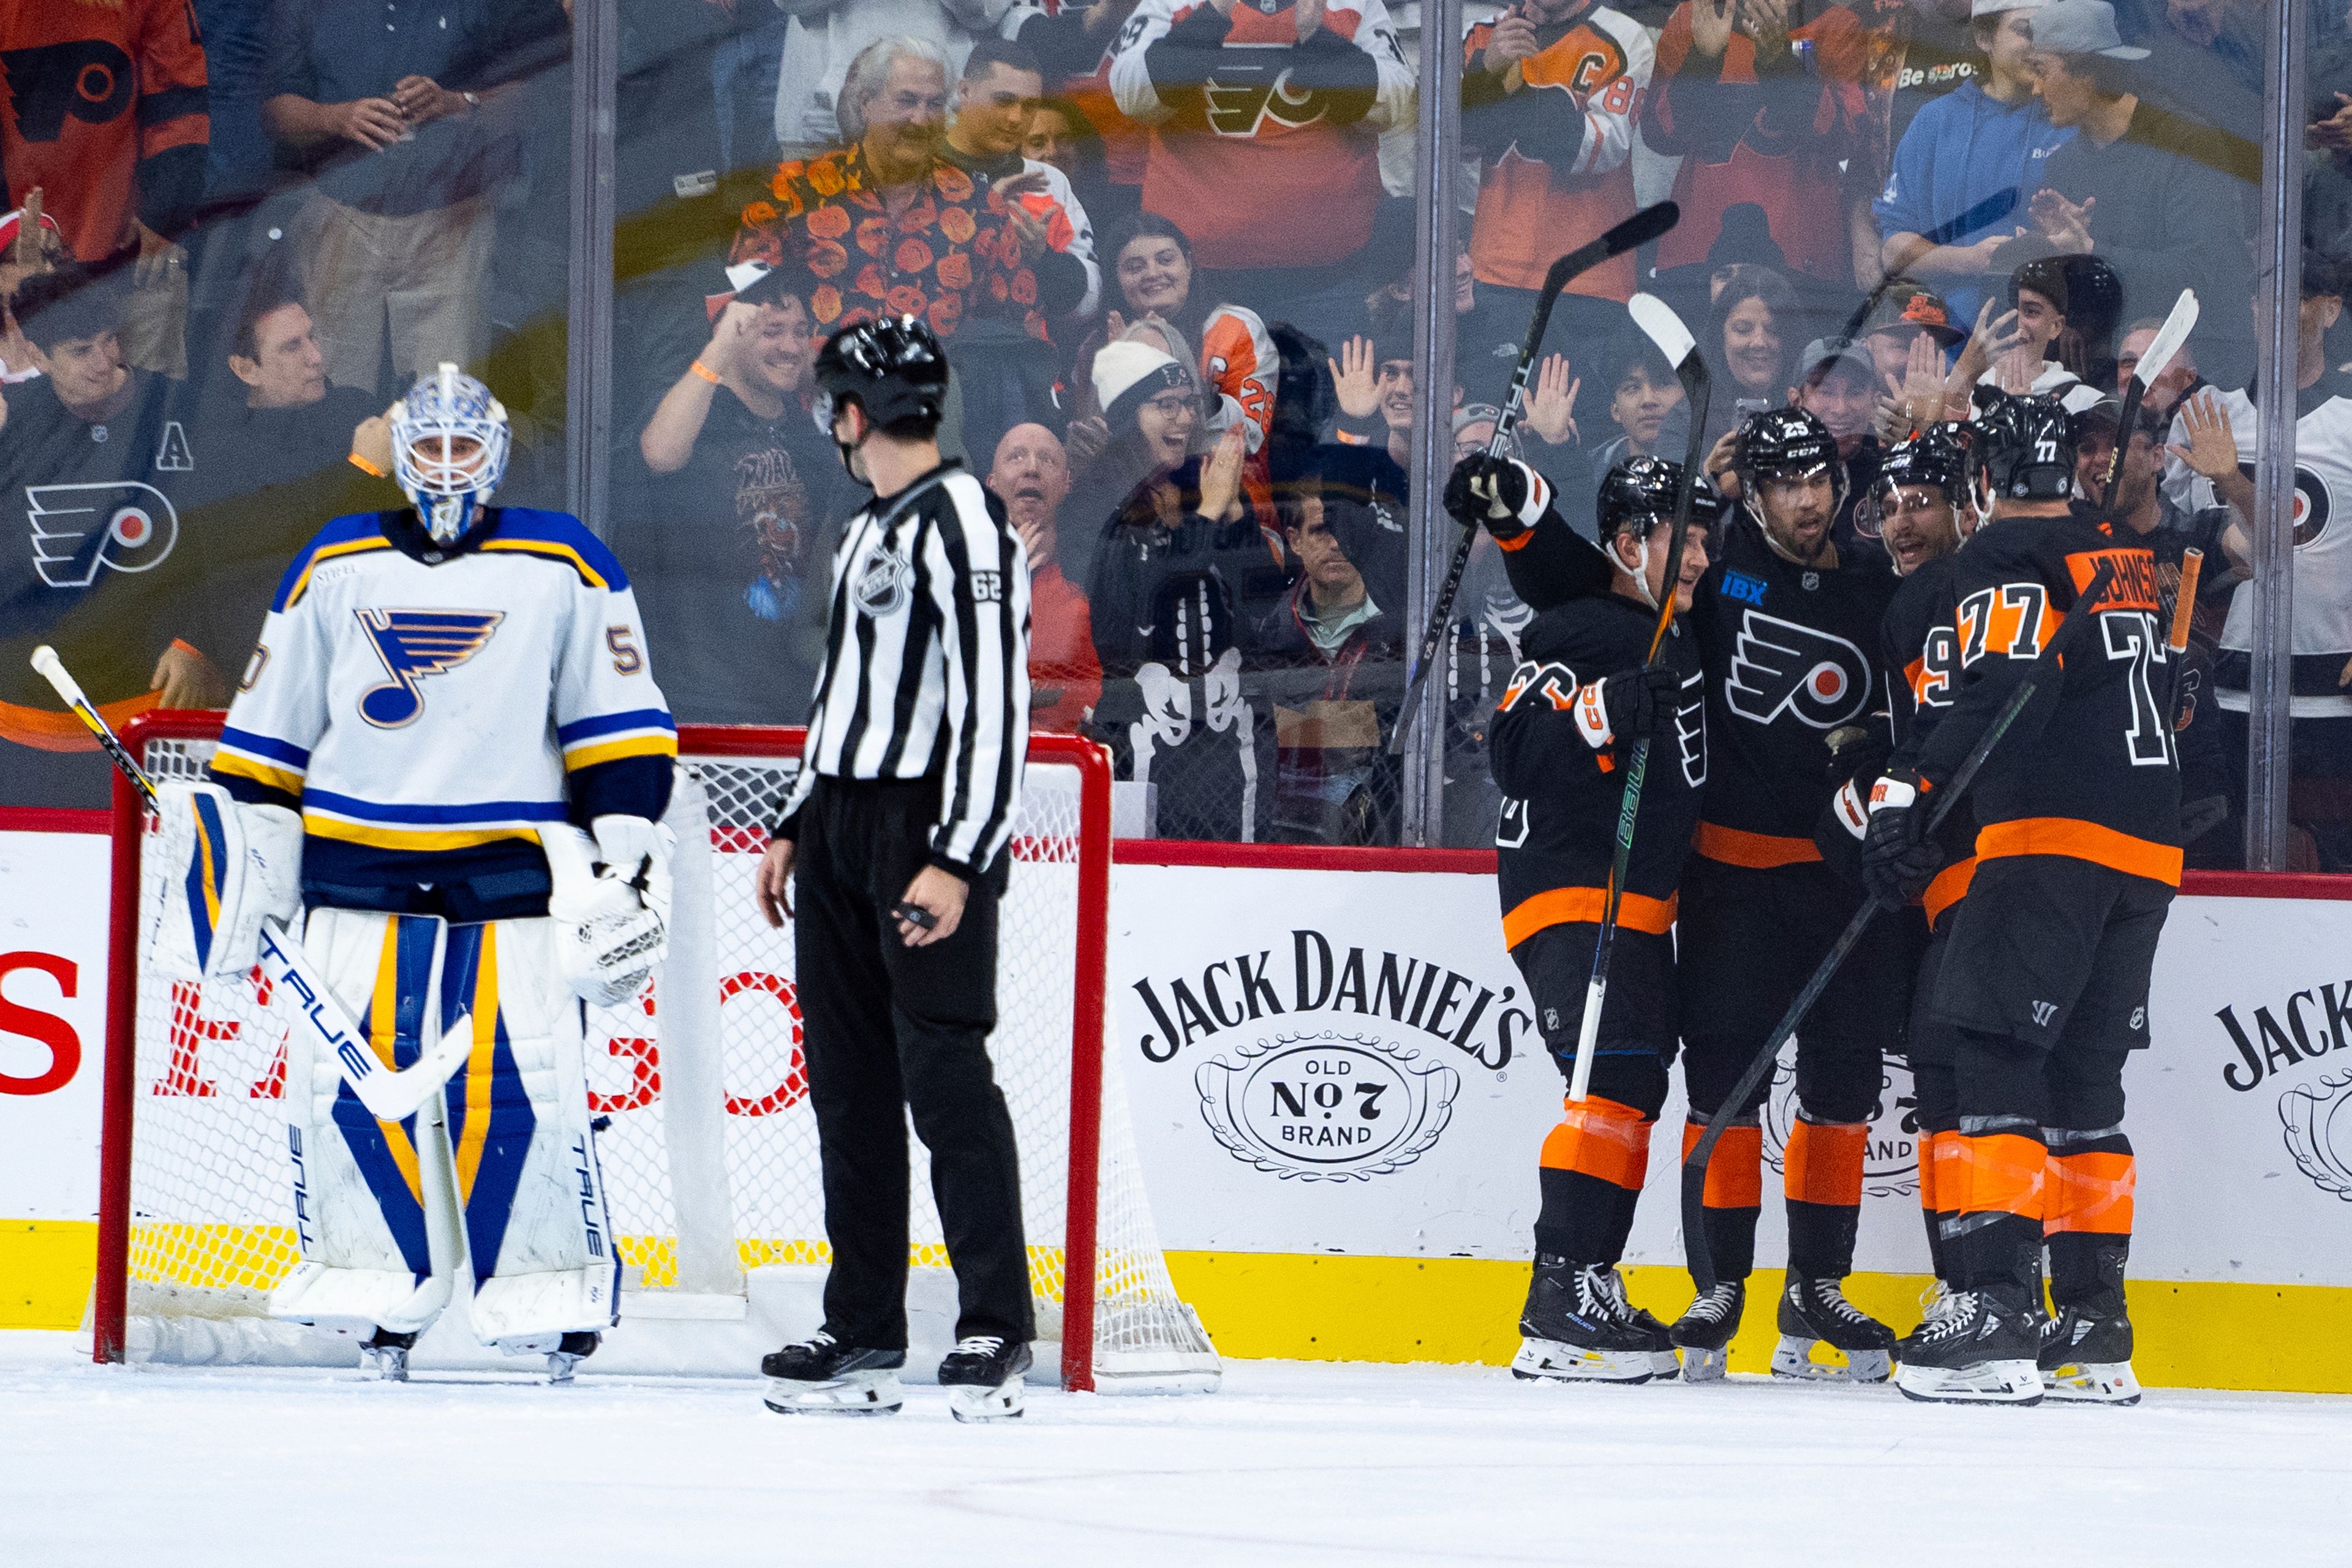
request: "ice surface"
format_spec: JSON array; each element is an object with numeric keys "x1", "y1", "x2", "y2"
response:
[{"x1": 4, "y1": 1330, "x2": 2347, "y2": 1566}]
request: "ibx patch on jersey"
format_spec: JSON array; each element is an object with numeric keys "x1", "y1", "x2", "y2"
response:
[
  {"x1": 1725, "y1": 610, "x2": 1871, "y2": 728},
  {"x1": 355, "y1": 609, "x2": 504, "y2": 727},
  {"x1": 1721, "y1": 569, "x2": 1768, "y2": 606}
]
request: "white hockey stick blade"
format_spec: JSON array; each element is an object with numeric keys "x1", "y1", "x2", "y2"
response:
[
  {"x1": 1627, "y1": 293, "x2": 1698, "y2": 372},
  {"x1": 2133, "y1": 290, "x2": 2199, "y2": 389},
  {"x1": 255, "y1": 919, "x2": 472, "y2": 1121}
]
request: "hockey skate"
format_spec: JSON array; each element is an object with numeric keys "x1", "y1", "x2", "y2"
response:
[
  {"x1": 761, "y1": 1332, "x2": 907, "y2": 1415},
  {"x1": 1512, "y1": 1256, "x2": 1679, "y2": 1384},
  {"x1": 546, "y1": 1331, "x2": 600, "y2": 1386},
  {"x1": 2039, "y1": 1305, "x2": 2141, "y2": 1406},
  {"x1": 1773, "y1": 1276, "x2": 1894, "y2": 1384},
  {"x1": 1893, "y1": 1281, "x2": 2043, "y2": 1405},
  {"x1": 1670, "y1": 1281, "x2": 1745, "y2": 1383},
  {"x1": 359, "y1": 1328, "x2": 414, "y2": 1382},
  {"x1": 938, "y1": 1336, "x2": 1032, "y2": 1422}
]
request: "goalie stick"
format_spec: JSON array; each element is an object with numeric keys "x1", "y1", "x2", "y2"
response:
[
  {"x1": 29, "y1": 646, "x2": 472, "y2": 1121},
  {"x1": 1678, "y1": 560, "x2": 2119, "y2": 1295},
  {"x1": 1564, "y1": 292, "x2": 1710, "y2": 1102},
  {"x1": 2102, "y1": 288, "x2": 2198, "y2": 513},
  {"x1": 1388, "y1": 200, "x2": 1681, "y2": 755}
]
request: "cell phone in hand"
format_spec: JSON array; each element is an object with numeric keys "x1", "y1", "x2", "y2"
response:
[{"x1": 892, "y1": 899, "x2": 938, "y2": 931}]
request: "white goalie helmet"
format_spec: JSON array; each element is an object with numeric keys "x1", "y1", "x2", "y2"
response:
[{"x1": 390, "y1": 361, "x2": 510, "y2": 543}]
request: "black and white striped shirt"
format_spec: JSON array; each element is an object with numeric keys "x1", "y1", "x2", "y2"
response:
[{"x1": 772, "y1": 463, "x2": 1031, "y2": 877}]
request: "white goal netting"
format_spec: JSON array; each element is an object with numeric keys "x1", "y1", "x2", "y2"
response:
[{"x1": 110, "y1": 728, "x2": 1217, "y2": 1391}]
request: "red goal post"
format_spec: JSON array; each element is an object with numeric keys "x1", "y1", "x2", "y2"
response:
[{"x1": 92, "y1": 714, "x2": 1218, "y2": 1393}]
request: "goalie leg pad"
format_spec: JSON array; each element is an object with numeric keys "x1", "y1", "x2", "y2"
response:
[
  {"x1": 270, "y1": 908, "x2": 462, "y2": 1338},
  {"x1": 440, "y1": 916, "x2": 622, "y2": 1348},
  {"x1": 154, "y1": 781, "x2": 302, "y2": 982}
]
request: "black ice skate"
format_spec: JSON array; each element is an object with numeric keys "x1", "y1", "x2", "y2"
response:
[
  {"x1": 761, "y1": 1332, "x2": 907, "y2": 1415},
  {"x1": 1670, "y1": 1281, "x2": 1745, "y2": 1383},
  {"x1": 1512, "y1": 1256, "x2": 1679, "y2": 1384},
  {"x1": 1773, "y1": 1276, "x2": 1895, "y2": 1384},
  {"x1": 2038, "y1": 1305, "x2": 2140, "y2": 1405},
  {"x1": 1893, "y1": 1281, "x2": 2043, "y2": 1405},
  {"x1": 938, "y1": 1335, "x2": 1032, "y2": 1422},
  {"x1": 360, "y1": 1327, "x2": 415, "y2": 1382},
  {"x1": 546, "y1": 1330, "x2": 600, "y2": 1386}
]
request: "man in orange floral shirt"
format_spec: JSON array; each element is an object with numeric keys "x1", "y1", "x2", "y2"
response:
[{"x1": 729, "y1": 37, "x2": 1091, "y2": 352}]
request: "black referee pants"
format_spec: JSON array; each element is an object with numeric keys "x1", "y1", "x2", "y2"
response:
[{"x1": 794, "y1": 777, "x2": 1035, "y2": 1350}]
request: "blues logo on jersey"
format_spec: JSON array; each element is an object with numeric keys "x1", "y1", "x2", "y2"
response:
[
  {"x1": 1725, "y1": 610, "x2": 1872, "y2": 729},
  {"x1": 356, "y1": 609, "x2": 504, "y2": 727}
]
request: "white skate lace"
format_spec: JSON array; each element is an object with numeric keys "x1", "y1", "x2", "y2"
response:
[
  {"x1": 1686, "y1": 1284, "x2": 1738, "y2": 1324},
  {"x1": 797, "y1": 1331, "x2": 838, "y2": 1354},
  {"x1": 1917, "y1": 1280, "x2": 1950, "y2": 1318},
  {"x1": 1576, "y1": 1265, "x2": 1635, "y2": 1324},
  {"x1": 951, "y1": 1335, "x2": 1006, "y2": 1359},
  {"x1": 1807, "y1": 1279, "x2": 1876, "y2": 1327},
  {"x1": 1913, "y1": 1291, "x2": 1979, "y2": 1344}
]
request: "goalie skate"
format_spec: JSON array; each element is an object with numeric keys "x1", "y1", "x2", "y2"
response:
[
  {"x1": 761, "y1": 1334, "x2": 907, "y2": 1416},
  {"x1": 940, "y1": 1337, "x2": 1032, "y2": 1423},
  {"x1": 1512, "y1": 1256, "x2": 1679, "y2": 1384},
  {"x1": 359, "y1": 1329, "x2": 414, "y2": 1383},
  {"x1": 1772, "y1": 1276, "x2": 1894, "y2": 1384}
]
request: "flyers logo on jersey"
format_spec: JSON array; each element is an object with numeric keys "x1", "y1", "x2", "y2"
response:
[
  {"x1": 1204, "y1": 66, "x2": 1332, "y2": 137},
  {"x1": 355, "y1": 609, "x2": 505, "y2": 728},
  {"x1": 26, "y1": 482, "x2": 179, "y2": 587},
  {"x1": 1725, "y1": 611, "x2": 1871, "y2": 729}
]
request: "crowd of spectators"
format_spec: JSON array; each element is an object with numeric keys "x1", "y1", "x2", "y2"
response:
[{"x1": 4, "y1": 0, "x2": 2352, "y2": 861}]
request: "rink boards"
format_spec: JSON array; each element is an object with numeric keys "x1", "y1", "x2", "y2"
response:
[{"x1": 8, "y1": 824, "x2": 2352, "y2": 1390}]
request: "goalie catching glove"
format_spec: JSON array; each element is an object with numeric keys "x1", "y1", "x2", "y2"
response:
[
  {"x1": 545, "y1": 815, "x2": 675, "y2": 1006},
  {"x1": 155, "y1": 781, "x2": 303, "y2": 981}
]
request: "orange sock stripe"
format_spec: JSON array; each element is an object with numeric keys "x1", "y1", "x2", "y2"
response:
[
  {"x1": 1683, "y1": 1120, "x2": 1763, "y2": 1210},
  {"x1": 1952, "y1": 1132, "x2": 2046, "y2": 1221},
  {"x1": 1931, "y1": 1131, "x2": 1965, "y2": 1213},
  {"x1": 2045, "y1": 1150, "x2": 2136, "y2": 1235},
  {"x1": 1784, "y1": 1118, "x2": 1867, "y2": 1208},
  {"x1": 1538, "y1": 1096, "x2": 1654, "y2": 1191},
  {"x1": 1917, "y1": 1134, "x2": 1940, "y2": 1212}
]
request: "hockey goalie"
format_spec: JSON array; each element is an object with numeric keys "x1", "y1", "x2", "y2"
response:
[{"x1": 154, "y1": 365, "x2": 679, "y2": 1382}]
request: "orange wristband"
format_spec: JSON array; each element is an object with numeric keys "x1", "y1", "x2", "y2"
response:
[
  {"x1": 348, "y1": 451, "x2": 387, "y2": 478},
  {"x1": 688, "y1": 360, "x2": 722, "y2": 385}
]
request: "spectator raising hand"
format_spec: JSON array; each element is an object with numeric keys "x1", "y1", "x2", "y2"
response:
[
  {"x1": 2168, "y1": 390, "x2": 2255, "y2": 527},
  {"x1": 1523, "y1": 354, "x2": 1580, "y2": 448},
  {"x1": 1329, "y1": 336, "x2": 1379, "y2": 423},
  {"x1": 1199, "y1": 423, "x2": 1248, "y2": 524}
]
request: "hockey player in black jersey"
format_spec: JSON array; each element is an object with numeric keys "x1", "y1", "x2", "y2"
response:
[
  {"x1": 1480, "y1": 458, "x2": 1713, "y2": 1385},
  {"x1": 1830, "y1": 428, "x2": 1980, "y2": 1322},
  {"x1": 1866, "y1": 393, "x2": 2176, "y2": 1407},
  {"x1": 1670, "y1": 409, "x2": 1909, "y2": 1382}
]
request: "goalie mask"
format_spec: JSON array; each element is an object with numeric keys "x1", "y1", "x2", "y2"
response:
[
  {"x1": 812, "y1": 315, "x2": 949, "y2": 480},
  {"x1": 391, "y1": 363, "x2": 511, "y2": 543}
]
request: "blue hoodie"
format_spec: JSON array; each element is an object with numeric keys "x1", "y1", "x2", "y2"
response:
[{"x1": 1873, "y1": 79, "x2": 2076, "y2": 329}]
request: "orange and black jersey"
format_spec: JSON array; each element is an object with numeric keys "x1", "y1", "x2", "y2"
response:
[
  {"x1": 1911, "y1": 507, "x2": 2183, "y2": 888},
  {"x1": 1490, "y1": 592, "x2": 1705, "y2": 951},
  {"x1": 1686, "y1": 514, "x2": 1895, "y2": 865},
  {"x1": 1880, "y1": 553, "x2": 1976, "y2": 927}
]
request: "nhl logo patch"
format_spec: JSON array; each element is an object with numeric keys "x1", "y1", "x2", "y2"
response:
[{"x1": 852, "y1": 541, "x2": 911, "y2": 619}]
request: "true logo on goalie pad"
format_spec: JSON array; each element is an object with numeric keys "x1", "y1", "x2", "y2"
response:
[{"x1": 354, "y1": 608, "x2": 504, "y2": 728}]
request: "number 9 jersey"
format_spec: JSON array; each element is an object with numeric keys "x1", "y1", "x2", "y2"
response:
[{"x1": 207, "y1": 505, "x2": 677, "y2": 920}]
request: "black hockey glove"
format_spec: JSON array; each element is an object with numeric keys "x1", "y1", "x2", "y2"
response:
[
  {"x1": 1597, "y1": 663, "x2": 1683, "y2": 747},
  {"x1": 1860, "y1": 767, "x2": 1943, "y2": 907},
  {"x1": 1444, "y1": 454, "x2": 1534, "y2": 543},
  {"x1": 1823, "y1": 722, "x2": 1890, "y2": 790}
]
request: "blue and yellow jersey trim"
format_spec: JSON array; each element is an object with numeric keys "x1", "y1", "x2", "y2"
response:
[
  {"x1": 478, "y1": 508, "x2": 631, "y2": 592},
  {"x1": 274, "y1": 514, "x2": 399, "y2": 611},
  {"x1": 557, "y1": 707, "x2": 677, "y2": 772},
  {"x1": 211, "y1": 726, "x2": 312, "y2": 799},
  {"x1": 298, "y1": 788, "x2": 568, "y2": 853}
]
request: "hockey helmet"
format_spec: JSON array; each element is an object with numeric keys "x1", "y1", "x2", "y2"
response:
[
  {"x1": 390, "y1": 362, "x2": 510, "y2": 544},
  {"x1": 813, "y1": 315, "x2": 949, "y2": 437},
  {"x1": 1596, "y1": 456, "x2": 1717, "y2": 541},
  {"x1": 1865, "y1": 423, "x2": 1973, "y2": 523},
  {"x1": 1735, "y1": 405, "x2": 1845, "y2": 529},
  {"x1": 1973, "y1": 390, "x2": 2076, "y2": 502}
]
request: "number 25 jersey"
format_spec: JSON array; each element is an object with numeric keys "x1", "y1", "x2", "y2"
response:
[{"x1": 208, "y1": 507, "x2": 677, "y2": 914}]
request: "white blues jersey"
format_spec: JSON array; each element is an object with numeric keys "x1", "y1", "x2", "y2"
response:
[
  {"x1": 774, "y1": 464, "x2": 1029, "y2": 878},
  {"x1": 209, "y1": 507, "x2": 676, "y2": 919}
]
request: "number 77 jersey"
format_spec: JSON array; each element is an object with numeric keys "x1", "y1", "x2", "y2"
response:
[{"x1": 1913, "y1": 510, "x2": 2184, "y2": 889}]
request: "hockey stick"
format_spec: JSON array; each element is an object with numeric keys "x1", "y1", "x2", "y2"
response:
[
  {"x1": 1564, "y1": 293, "x2": 1711, "y2": 1102},
  {"x1": 1678, "y1": 560, "x2": 2119, "y2": 1295},
  {"x1": 2101, "y1": 288, "x2": 2199, "y2": 515},
  {"x1": 1387, "y1": 200, "x2": 1681, "y2": 756},
  {"x1": 29, "y1": 646, "x2": 472, "y2": 1122},
  {"x1": 2160, "y1": 546, "x2": 2204, "y2": 730}
]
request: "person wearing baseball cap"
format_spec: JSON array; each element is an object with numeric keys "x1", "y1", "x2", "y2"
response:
[
  {"x1": 1873, "y1": 0, "x2": 2074, "y2": 332},
  {"x1": 2026, "y1": 0, "x2": 2259, "y2": 383},
  {"x1": 1860, "y1": 283, "x2": 1968, "y2": 394}
]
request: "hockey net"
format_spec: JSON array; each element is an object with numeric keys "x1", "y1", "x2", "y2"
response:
[{"x1": 93, "y1": 717, "x2": 1218, "y2": 1393}]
